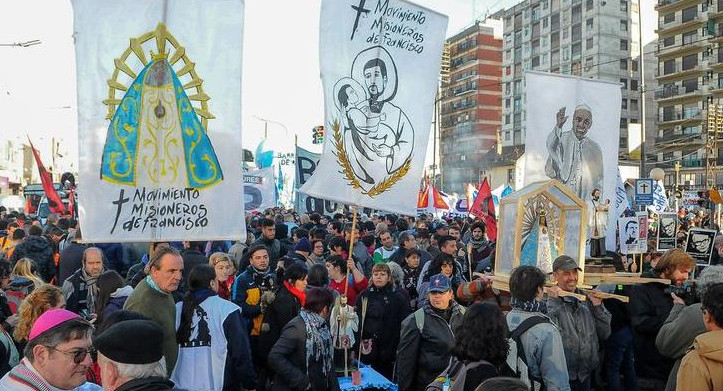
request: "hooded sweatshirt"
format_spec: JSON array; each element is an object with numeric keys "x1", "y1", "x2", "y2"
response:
[{"x1": 676, "y1": 329, "x2": 723, "y2": 391}]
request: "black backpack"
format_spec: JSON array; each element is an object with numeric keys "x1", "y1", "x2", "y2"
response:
[{"x1": 507, "y1": 316, "x2": 551, "y2": 391}]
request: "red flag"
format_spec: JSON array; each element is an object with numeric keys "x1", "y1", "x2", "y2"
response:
[
  {"x1": 469, "y1": 178, "x2": 497, "y2": 241},
  {"x1": 431, "y1": 186, "x2": 449, "y2": 209},
  {"x1": 28, "y1": 139, "x2": 66, "y2": 214},
  {"x1": 68, "y1": 187, "x2": 76, "y2": 217},
  {"x1": 417, "y1": 183, "x2": 429, "y2": 209}
]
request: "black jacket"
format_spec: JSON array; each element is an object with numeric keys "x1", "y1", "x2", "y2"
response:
[
  {"x1": 268, "y1": 316, "x2": 340, "y2": 391},
  {"x1": 260, "y1": 283, "x2": 302, "y2": 357},
  {"x1": 395, "y1": 301, "x2": 466, "y2": 391},
  {"x1": 10, "y1": 236, "x2": 55, "y2": 283},
  {"x1": 629, "y1": 273, "x2": 675, "y2": 380},
  {"x1": 58, "y1": 242, "x2": 87, "y2": 285},
  {"x1": 356, "y1": 283, "x2": 411, "y2": 378},
  {"x1": 115, "y1": 377, "x2": 176, "y2": 391},
  {"x1": 179, "y1": 250, "x2": 208, "y2": 294}
]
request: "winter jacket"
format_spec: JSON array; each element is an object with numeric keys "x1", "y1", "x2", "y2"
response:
[
  {"x1": 629, "y1": 276, "x2": 675, "y2": 380},
  {"x1": 356, "y1": 283, "x2": 412, "y2": 378},
  {"x1": 547, "y1": 292, "x2": 612, "y2": 381},
  {"x1": 395, "y1": 300, "x2": 466, "y2": 391},
  {"x1": 268, "y1": 316, "x2": 341, "y2": 391},
  {"x1": 401, "y1": 264, "x2": 422, "y2": 309},
  {"x1": 172, "y1": 290, "x2": 257, "y2": 391},
  {"x1": 656, "y1": 302, "x2": 707, "y2": 391},
  {"x1": 58, "y1": 242, "x2": 87, "y2": 285},
  {"x1": 260, "y1": 282, "x2": 302, "y2": 357},
  {"x1": 115, "y1": 377, "x2": 175, "y2": 391},
  {"x1": 62, "y1": 268, "x2": 94, "y2": 317},
  {"x1": 9, "y1": 236, "x2": 54, "y2": 282},
  {"x1": 329, "y1": 275, "x2": 368, "y2": 307},
  {"x1": 100, "y1": 285, "x2": 134, "y2": 326},
  {"x1": 676, "y1": 329, "x2": 723, "y2": 391},
  {"x1": 125, "y1": 260, "x2": 147, "y2": 288},
  {"x1": 507, "y1": 309, "x2": 571, "y2": 391},
  {"x1": 231, "y1": 266, "x2": 277, "y2": 336},
  {"x1": 179, "y1": 249, "x2": 208, "y2": 294}
]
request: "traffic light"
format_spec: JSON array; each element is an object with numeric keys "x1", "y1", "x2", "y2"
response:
[{"x1": 312, "y1": 125, "x2": 324, "y2": 144}]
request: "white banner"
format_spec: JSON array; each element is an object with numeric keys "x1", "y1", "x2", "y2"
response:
[
  {"x1": 525, "y1": 71, "x2": 621, "y2": 250},
  {"x1": 299, "y1": 0, "x2": 448, "y2": 215},
  {"x1": 73, "y1": 0, "x2": 245, "y2": 242},
  {"x1": 244, "y1": 167, "x2": 276, "y2": 212}
]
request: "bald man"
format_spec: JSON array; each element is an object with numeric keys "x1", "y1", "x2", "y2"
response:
[{"x1": 545, "y1": 104, "x2": 604, "y2": 200}]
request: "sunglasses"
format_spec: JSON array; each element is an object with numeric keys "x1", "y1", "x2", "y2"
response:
[{"x1": 49, "y1": 346, "x2": 96, "y2": 364}]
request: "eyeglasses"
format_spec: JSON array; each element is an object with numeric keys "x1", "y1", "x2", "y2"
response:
[{"x1": 48, "y1": 346, "x2": 96, "y2": 364}]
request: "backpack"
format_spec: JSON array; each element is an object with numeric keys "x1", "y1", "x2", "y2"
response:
[
  {"x1": 425, "y1": 357, "x2": 493, "y2": 391},
  {"x1": 507, "y1": 316, "x2": 551, "y2": 391}
]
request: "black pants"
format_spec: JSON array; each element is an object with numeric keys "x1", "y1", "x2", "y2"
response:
[{"x1": 590, "y1": 237, "x2": 606, "y2": 258}]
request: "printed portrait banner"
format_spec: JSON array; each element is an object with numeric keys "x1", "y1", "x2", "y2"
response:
[
  {"x1": 619, "y1": 217, "x2": 643, "y2": 255},
  {"x1": 299, "y1": 0, "x2": 448, "y2": 215},
  {"x1": 525, "y1": 71, "x2": 621, "y2": 251},
  {"x1": 657, "y1": 212, "x2": 678, "y2": 251},
  {"x1": 686, "y1": 228, "x2": 717, "y2": 266},
  {"x1": 243, "y1": 167, "x2": 276, "y2": 212},
  {"x1": 72, "y1": 0, "x2": 246, "y2": 242}
]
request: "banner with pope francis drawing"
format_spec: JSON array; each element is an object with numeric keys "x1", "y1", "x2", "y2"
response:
[
  {"x1": 299, "y1": 0, "x2": 448, "y2": 215},
  {"x1": 72, "y1": 0, "x2": 245, "y2": 242}
]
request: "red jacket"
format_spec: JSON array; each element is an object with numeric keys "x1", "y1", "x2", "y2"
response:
[{"x1": 329, "y1": 275, "x2": 368, "y2": 306}]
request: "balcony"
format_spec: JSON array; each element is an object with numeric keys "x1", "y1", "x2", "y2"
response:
[
  {"x1": 659, "y1": 109, "x2": 702, "y2": 123},
  {"x1": 658, "y1": 34, "x2": 706, "y2": 58},
  {"x1": 655, "y1": 83, "x2": 707, "y2": 102},
  {"x1": 657, "y1": 62, "x2": 707, "y2": 81},
  {"x1": 657, "y1": 0, "x2": 704, "y2": 13},
  {"x1": 657, "y1": 13, "x2": 705, "y2": 36}
]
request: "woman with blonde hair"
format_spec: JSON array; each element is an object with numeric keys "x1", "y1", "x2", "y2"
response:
[
  {"x1": 10, "y1": 258, "x2": 44, "y2": 292},
  {"x1": 13, "y1": 284, "x2": 65, "y2": 349},
  {"x1": 209, "y1": 252, "x2": 235, "y2": 300}
]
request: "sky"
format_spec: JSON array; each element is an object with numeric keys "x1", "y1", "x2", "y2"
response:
[{"x1": 0, "y1": 0, "x2": 654, "y2": 171}]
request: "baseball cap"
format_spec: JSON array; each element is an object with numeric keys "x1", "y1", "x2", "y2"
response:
[
  {"x1": 428, "y1": 274, "x2": 452, "y2": 292},
  {"x1": 552, "y1": 255, "x2": 582, "y2": 272}
]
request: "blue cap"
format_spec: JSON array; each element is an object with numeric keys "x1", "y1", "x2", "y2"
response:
[{"x1": 428, "y1": 274, "x2": 452, "y2": 292}]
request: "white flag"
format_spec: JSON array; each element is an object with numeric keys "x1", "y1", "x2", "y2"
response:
[
  {"x1": 244, "y1": 167, "x2": 277, "y2": 212},
  {"x1": 299, "y1": 0, "x2": 448, "y2": 215},
  {"x1": 651, "y1": 180, "x2": 669, "y2": 213},
  {"x1": 72, "y1": 0, "x2": 245, "y2": 242}
]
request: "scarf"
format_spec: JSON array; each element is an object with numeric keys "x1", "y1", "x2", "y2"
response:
[
  {"x1": 145, "y1": 275, "x2": 164, "y2": 294},
  {"x1": 284, "y1": 281, "x2": 306, "y2": 306},
  {"x1": 7, "y1": 358, "x2": 54, "y2": 391},
  {"x1": 510, "y1": 297, "x2": 547, "y2": 313},
  {"x1": 299, "y1": 309, "x2": 333, "y2": 376},
  {"x1": 82, "y1": 267, "x2": 102, "y2": 314},
  {"x1": 469, "y1": 238, "x2": 490, "y2": 251}
]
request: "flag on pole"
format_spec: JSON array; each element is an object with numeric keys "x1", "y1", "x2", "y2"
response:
[
  {"x1": 431, "y1": 186, "x2": 449, "y2": 210},
  {"x1": 299, "y1": 0, "x2": 448, "y2": 215},
  {"x1": 72, "y1": 0, "x2": 246, "y2": 242},
  {"x1": 417, "y1": 183, "x2": 429, "y2": 209},
  {"x1": 469, "y1": 178, "x2": 497, "y2": 241},
  {"x1": 28, "y1": 139, "x2": 66, "y2": 215},
  {"x1": 651, "y1": 180, "x2": 669, "y2": 213}
]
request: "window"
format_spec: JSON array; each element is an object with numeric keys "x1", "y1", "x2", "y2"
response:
[
  {"x1": 505, "y1": 50, "x2": 511, "y2": 60},
  {"x1": 630, "y1": 99, "x2": 639, "y2": 111},
  {"x1": 532, "y1": 5, "x2": 540, "y2": 21},
  {"x1": 572, "y1": 24, "x2": 582, "y2": 41},
  {"x1": 682, "y1": 31, "x2": 696, "y2": 45},
  {"x1": 551, "y1": 31, "x2": 560, "y2": 49},
  {"x1": 572, "y1": 42, "x2": 582, "y2": 59},
  {"x1": 682, "y1": 78, "x2": 697, "y2": 93},
  {"x1": 620, "y1": 59, "x2": 628, "y2": 70},
  {"x1": 505, "y1": 114, "x2": 510, "y2": 124},
  {"x1": 532, "y1": 56, "x2": 540, "y2": 68},
  {"x1": 620, "y1": 0, "x2": 627, "y2": 11},
  {"x1": 505, "y1": 66, "x2": 511, "y2": 75},
  {"x1": 586, "y1": 18, "x2": 593, "y2": 31},
  {"x1": 682, "y1": 6, "x2": 697, "y2": 23},
  {"x1": 620, "y1": 39, "x2": 628, "y2": 50},
  {"x1": 622, "y1": 99, "x2": 628, "y2": 110},
  {"x1": 572, "y1": 61, "x2": 582, "y2": 75},
  {"x1": 514, "y1": 80, "x2": 521, "y2": 94},
  {"x1": 620, "y1": 118, "x2": 627, "y2": 128},
  {"x1": 514, "y1": 97, "x2": 522, "y2": 111},
  {"x1": 663, "y1": 13, "x2": 675, "y2": 24},
  {"x1": 664, "y1": 59, "x2": 676, "y2": 74},
  {"x1": 620, "y1": 20, "x2": 628, "y2": 32},
  {"x1": 620, "y1": 78, "x2": 627, "y2": 89},
  {"x1": 551, "y1": 50, "x2": 560, "y2": 64},
  {"x1": 682, "y1": 53, "x2": 698, "y2": 70},
  {"x1": 632, "y1": 60, "x2": 638, "y2": 72},
  {"x1": 543, "y1": 17, "x2": 549, "y2": 28},
  {"x1": 532, "y1": 23, "x2": 540, "y2": 38},
  {"x1": 505, "y1": 83, "x2": 511, "y2": 95},
  {"x1": 543, "y1": 0, "x2": 548, "y2": 10},
  {"x1": 586, "y1": 38, "x2": 593, "y2": 50},
  {"x1": 532, "y1": 39, "x2": 540, "y2": 54},
  {"x1": 586, "y1": 0, "x2": 593, "y2": 11},
  {"x1": 663, "y1": 36, "x2": 675, "y2": 47},
  {"x1": 551, "y1": 13, "x2": 560, "y2": 30},
  {"x1": 572, "y1": 5, "x2": 582, "y2": 23},
  {"x1": 630, "y1": 79, "x2": 638, "y2": 91},
  {"x1": 505, "y1": 98, "x2": 511, "y2": 108},
  {"x1": 585, "y1": 57, "x2": 594, "y2": 69}
]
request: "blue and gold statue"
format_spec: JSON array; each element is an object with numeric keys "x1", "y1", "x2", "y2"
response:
[{"x1": 100, "y1": 46, "x2": 223, "y2": 189}]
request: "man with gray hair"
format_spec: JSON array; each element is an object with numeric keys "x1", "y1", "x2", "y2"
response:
[
  {"x1": 656, "y1": 264, "x2": 723, "y2": 391},
  {"x1": 545, "y1": 104, "x2": 604, "y2": 200},
  {"x1": 94, "y1": 319, "x2": 174, "y2": 391}
]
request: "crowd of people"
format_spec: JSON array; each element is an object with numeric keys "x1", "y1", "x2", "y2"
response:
[{"x1": 0, "y1": 205, "x2": 720, "y2": 391}]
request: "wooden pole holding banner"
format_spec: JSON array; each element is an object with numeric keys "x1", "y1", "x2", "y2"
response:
[{"x1": 341, "y1": 205, "x2": 358, "y2": 377}]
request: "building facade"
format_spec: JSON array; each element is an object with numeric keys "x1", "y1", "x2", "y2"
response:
[
  {"x1": 500, "y1": 0, "x2": 657, "y2": 163},
  {"x1": 439, "y1": 20, "x2": 503, "y2": 194},
  {"x1": 655, "y1": 0, "x2": 723, "y2": 190}
]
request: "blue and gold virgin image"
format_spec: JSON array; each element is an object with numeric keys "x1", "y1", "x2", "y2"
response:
[{"x1": 100, "y1": 24, "x2": 223, "y2": 189}]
